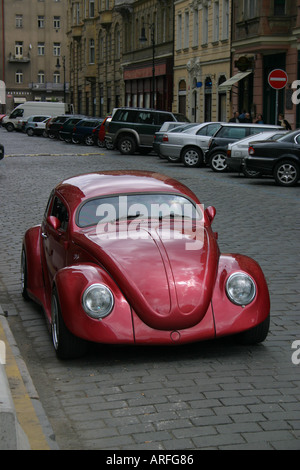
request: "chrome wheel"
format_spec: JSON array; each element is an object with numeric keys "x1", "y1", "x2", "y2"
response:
[
  {"x1": 182, "y1": 148, "x2": 202, "y2": 167},
  {"x1": 85, "y1": 135, "x2": 94, "y2": 146},
  {"x1": 274, "y1": 160, "x2": 299, "y2": 187},
  {"x1": 210, "y1": 152, "x2": 227, "y2": 172}
]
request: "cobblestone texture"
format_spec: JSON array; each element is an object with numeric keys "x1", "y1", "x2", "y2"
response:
[{"x1": 0, "y1": 127, "x2": 299, "y2": 450}]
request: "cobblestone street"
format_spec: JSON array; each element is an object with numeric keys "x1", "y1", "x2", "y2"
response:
[{"x1": 0, "y1": 127, "x2": 299, "y2": 450}]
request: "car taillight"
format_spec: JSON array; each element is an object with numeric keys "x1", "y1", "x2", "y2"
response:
[
  {"x1": 73, "y1": 127, "x2": 76, "y2": 132},
  {"x1": 249, "y1": 146, "x2": 255, "y2": 155},
  {"x1": 163, "y1": 134, "x2": 168, "y2": 142},
  {"x1": 227, "y1": 149, "x2": 231, "y2": 157}
]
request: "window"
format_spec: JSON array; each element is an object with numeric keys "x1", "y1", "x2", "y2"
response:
[
  {"x1": 244, "y1": 0, "x2": 257, "y2": 19},
  {"x1": 213, "y1": 1, "x2": 220, "y2": 42},
  {"x1": 16, "y1": 15, "x2": 23, "y2": 28},
  {"x1": 177, "y1": 14, "x2": 182, "y2": 50},
  {"x1": 53, "y1": 43, "x2": 61, "y2": 56},
  {"x1": 184, "y1": 11, "x2": 189, "y2": 49},
  {"x1": 38, "y1": 42, "x2": 45, "y2": 55},
  {"x1": 53, "y1": 16, "x2": 61, "y2": 29},
  {"x1": 89, "y1": 39, "x2": 95, "y2": 63},
  {"x1": 89, "y1": 0, "x2": 95, "y2": 17},
  {"x1": 274, "y1": 0, "x2": 285, "y2": 15},
  {"x1": 197, "y1": 123, "x2": 221, "y2": 136},
  {"x1": 16, "y1": 70, "x2": 23, "y2": 84},
  {"x1": 15, "y1": 41, "x2": 23, "y2": 58},
  {"x1": 37, "y1": 71, "x2": 45, "y2": 84},
  {"x1": 51, "y1": 197, "x2": 69, "y2": 231},
  {"x1": 38, "y1": 16, "x2": 45, "y2": 28},
  {"x1": 193, "y1": 8, "x2": 199, "y2": 47},
  {"x1": 54, "y1": 71, "x2": 60, "y2": 84},
  {"x1": 202, "y1": 6, "x2": 208, "y2": 45},
  {"x1": 222, "y1": 0, "x2": 229, "y2": 40}
]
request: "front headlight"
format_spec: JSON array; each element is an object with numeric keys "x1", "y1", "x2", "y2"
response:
[
  {"x1": 82, "y1": 284, "x2": 114, "y2": 319},
  {"x1": 226, "y1": 272, "x2": 256, "y2": 306}
]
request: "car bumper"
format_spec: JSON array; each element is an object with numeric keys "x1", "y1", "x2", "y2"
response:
[
  {"x1": 244, "y1": 156, "x2": 275, "y2": 175},
  {"x1": 160, "y1": 145, "x2": 181, "y2": 158},
  {"x1": 226, "y1": 157, "x2": 243, "y2": 171}
]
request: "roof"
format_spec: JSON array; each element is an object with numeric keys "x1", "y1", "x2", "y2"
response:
[{"x1": 55, "y1": 171, "x2": 199, "y2": 210}]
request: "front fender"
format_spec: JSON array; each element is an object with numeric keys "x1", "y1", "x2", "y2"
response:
[
  {"x1": 53, "y1": 263, "x2": 134, "y2": 344},
  {"x1": 23, "y1": 225, "x2": 44, "y2": 297},
  {"x1": 212, "y1": 254, "x2": 270, "y2": 337},
  {"x1": 115, "y1": 128, "x2": 140, "y2": 145}
]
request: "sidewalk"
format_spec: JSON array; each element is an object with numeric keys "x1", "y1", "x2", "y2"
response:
[{"x1": 0, "y1": 305, "x2": 59, "y2": 450}]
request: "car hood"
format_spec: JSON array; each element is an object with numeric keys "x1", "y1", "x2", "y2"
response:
[{"x1": 74, "y1": 221, "x2": 219, "y2": 330}]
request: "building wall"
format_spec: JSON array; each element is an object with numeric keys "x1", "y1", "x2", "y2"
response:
[
  {"x1": 0, "y1": 0, "x2": 69, "y2": 111},
  {"x1": 173, "y1": 0, "x2": 232, "y2": 123}
]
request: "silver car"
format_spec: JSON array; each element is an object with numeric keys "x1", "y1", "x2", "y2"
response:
[
  {"x1": 160, "y1": 122, "x2": 222, "y2": 167},
  {"x1": 226, "y1": 130, "x2": 287, "y2": 177}
]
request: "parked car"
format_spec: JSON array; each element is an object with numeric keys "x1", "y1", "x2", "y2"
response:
[
  {"x1": 0, "y1": 142, "x2": 4, "y2": 161},
  {"x1": 24, "y1": 115, "x2": 52, "y2": 136},
  {"x1": 0, "y1": 114, "x2": 6, "y2": 126},
  {"x1": 244, "y1": 129, "x2": 300, "y2": 187},
  {"x1": 105, "y1": 107, "x2": 190, "y2": 155},
  {"x1": 58, "y1": 116, "x2": 86, "y2": 143},
  {"x1": 226, "y1": 130, "x2": 287, "y2": 177},
  {"x1": 159, "y1": 122, "x2": 222, "y2": 167},
  {"x1": 21, "y1": 170, "x2": 270, "y2": 359},
  {"x1": 93, "y1": 116, "x2": 113, "y2": 148},
  {"x1": 206, "y1": 123, "x2": 283, "y2": 172},
  {"x1": 153, "y1": 122, "x2": 196, "y2": 157},
  {"x1": 72, "y1": 118, "x2": 103, "y2": 145},
  {"x1": 46, "y1": 115, "x2": 74, "y2": 139},
  {"x1": 15, "y1": 117, "x2": 28, "y2": 132}
]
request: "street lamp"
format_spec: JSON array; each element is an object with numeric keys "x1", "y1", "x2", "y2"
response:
[
  {"x1": 56, "y1": 56, "x2": 66, "y2": 103},
  {"x1": 139, "y1": 23, "x2": 155, "y2": 109}
]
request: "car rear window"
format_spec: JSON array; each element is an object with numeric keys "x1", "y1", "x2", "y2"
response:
[
  {"x1": 77, "y1": 194, "x2": 202, "y2": 228},
  {"x1": 217, "y1": 126, "x2": 247, "y2": 139}
]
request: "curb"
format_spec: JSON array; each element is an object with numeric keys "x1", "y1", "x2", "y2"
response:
[{"x1": 0, "y1": 306, "x2": 59, "y2": 450}]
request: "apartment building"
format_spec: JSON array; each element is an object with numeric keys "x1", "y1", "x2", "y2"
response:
[
  {"x1": 173, "y1": 0, "x2": 231, "y2": 122},
  {"x1": 227, "y1": 0, "x2": 300, "y2": 127},
  {"x1": 0, "y1": 0, "x2": 69, "y2": 111}
]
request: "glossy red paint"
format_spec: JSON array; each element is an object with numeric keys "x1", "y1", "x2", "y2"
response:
[{"x1": 22, "y1": 171, "x2": 270, "y2": 358}]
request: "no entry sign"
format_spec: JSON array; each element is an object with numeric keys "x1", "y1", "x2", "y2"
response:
[{"x1": 268, "y1": 69, "x2": 288, "y2": 90}]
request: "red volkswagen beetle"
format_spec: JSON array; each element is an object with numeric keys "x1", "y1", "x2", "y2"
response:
[{"x1": 21, "y1": 171, "x2": 270, "y2": 358}]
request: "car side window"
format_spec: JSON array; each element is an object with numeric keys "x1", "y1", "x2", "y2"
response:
[
  {"x1": 50, "y1": 196, "x2": 69, "y2": 231},
  {"x1": 218, "y1": 127, "x2": 247, "y2": 139},
  {"x1": 158, "y1": 113, "x2": 174, "y2": 125},
  {"x1": 136, "y1": 112, "x2": 154, "y2": 125},
  {"x1": 197, "y1": 123, "x2": 221, "y2": 136}
]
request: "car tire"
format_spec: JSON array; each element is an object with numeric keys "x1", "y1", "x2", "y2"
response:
[
  {"x1": 26, "y1": 128, "x2": 34, "y2": 137},
  {"x1": 72, "y1": 135, "x2": 80, "y2": 144},
  {"x1": 182, "y1": 147, "x2": 203, "y2": 168},
  {"x1": 64, "y1": 136, "x2": 72, "y2": 143},
  {"x1": 236, "y1": 315, "x2": 270, "y2": 345},
  {"x1": 118, "y1": 135, "x2": 136, "y2": 155},
  {"x1": 21, "y1": 248, "x2": 29, "y2": 301},
  {"x1": 6, "y1": 123, "x2": 14, "y2": 132},
  {"x1": 51, "y1": 288, "x2": 88, "y2": 359},
  {"x1": 274, "y1": 160, "x2": 300, "y2": 187},
  {"x1": 85, "y1": 135, "x2": 94, "y2": 146},
  {"x1": 48, "y1": 132, "x2": 56, "y2": 139},
  {"x1": 97, "y1": 138, "x2": 105, "y2": 148},
  {"x1": 105, "y1": 141, "x2": 114, "y2": 150},
  {"x1": 210, "y1": 151, "x2": 228, "y2": 172}
]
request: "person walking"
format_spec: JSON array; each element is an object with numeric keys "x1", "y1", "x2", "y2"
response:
[{"x1": 277, "y1": 113, "x2": 292, "y2": 130}]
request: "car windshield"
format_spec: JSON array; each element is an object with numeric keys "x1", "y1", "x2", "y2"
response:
[{"x1": 77, "y1": 193, "x2": 202, "y2": 228}]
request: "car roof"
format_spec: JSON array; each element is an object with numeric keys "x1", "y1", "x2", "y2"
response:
[
  {"x1": 219, "y1": 123, "x2": 281, "y2": 128},
  {"x1": 55, "y1": 171, "x2": 200, "y2": 211}
]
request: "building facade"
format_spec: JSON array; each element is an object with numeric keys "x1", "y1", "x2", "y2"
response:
[
  {"x1": 173, "y1": 0, "x2": 232, "y2": 122},
  {"x1": 227, "y1": 0, "x2": 300, "y2": 127},
  {"x1": 0, "y1": 0, "x2": 69, "y2": 112}
]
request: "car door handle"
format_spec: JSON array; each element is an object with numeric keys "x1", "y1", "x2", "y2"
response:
[{"x1": 41, "y1": 232, "x2": 48, "y2": 239}]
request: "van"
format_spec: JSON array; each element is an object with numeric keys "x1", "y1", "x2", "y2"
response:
[{"x1": 2, "y1": 101, "x2": 73, "y2": 132}]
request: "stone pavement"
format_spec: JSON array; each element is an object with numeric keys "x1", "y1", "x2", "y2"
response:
[{"x1": 0, "y1": 127, "x2": 299, "y2": 450}]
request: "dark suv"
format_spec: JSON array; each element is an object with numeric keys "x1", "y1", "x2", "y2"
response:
[
  {"x1": 105, "y1": 107, "x2": 189, "y2": 155},
  {"x1": 206, "y1": 123, "x2": 282, "y2": 172}
]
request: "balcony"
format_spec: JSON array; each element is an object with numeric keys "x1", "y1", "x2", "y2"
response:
[
  {"x1": 8, "y1": 53, "x2": 30, "y2": 63},
  {"x1": 114, "y1": 0, "x2": 134, "y2": 16},
  {"x1": 71, "y1": 23, "x2": 84, "y2": 39},
  {"x1": 100, "y1": 11, "x2": 112, "y2": 27}
]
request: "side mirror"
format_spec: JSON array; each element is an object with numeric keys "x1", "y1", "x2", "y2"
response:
[
  {"x1": 205, "y1": 206, "x2": 216, "y2": 224},
  {"x1": 47, "y1": 215, "x2": 61, "y2": 231}
]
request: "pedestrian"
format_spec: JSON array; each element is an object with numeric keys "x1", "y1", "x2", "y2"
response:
[
  {"x1": 255, "y1": 114, "x2": 264, "y2": 124},
  {"x1": 229, "y1": 111, "x2": 240, "y2": 123},
  {"x1": 277, "y1": 113, "x2": 292, "y2": 130},
  {"x1": 239, "y1": 110, "x2": 246, "y2": 122},
  {"x1": 244, "y1": 112, "x2": 252, "y2": 123}
]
